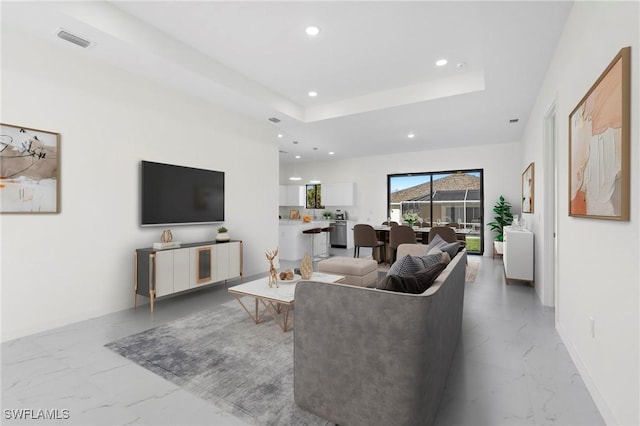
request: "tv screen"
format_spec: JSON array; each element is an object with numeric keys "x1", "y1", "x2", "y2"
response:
[{"x1": 141, "y1": 161, "x2": 224, "y2": 226}]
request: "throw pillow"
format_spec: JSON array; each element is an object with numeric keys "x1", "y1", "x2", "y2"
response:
[
  {"x1": 377, "y1": 262, "x2": 447, "y2": 294},
  {"x1": 425, "y1": 234, "x2": 446, "y2": 252},
  {"x1": 419, "y1": 252, "x2": 443, "y2": 268},
  {"x1": 440, "y1": 242, "x2": 461, "y2": 260},
  {"x1": 386, "y1": 254, "x2": 423, "y2": 276}
]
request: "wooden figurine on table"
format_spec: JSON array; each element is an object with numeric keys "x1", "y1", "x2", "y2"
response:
[{"x1": 265, "y1": 248, "x2": 279, "y2": 288}]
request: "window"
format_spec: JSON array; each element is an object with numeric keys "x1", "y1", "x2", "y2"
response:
[{"x1": 387, "y1": 170, "x2": 484, "y2": 254}]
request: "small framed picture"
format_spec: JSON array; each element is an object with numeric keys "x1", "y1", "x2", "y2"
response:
[{"x1": 1, "y1": 123, "x2": 60, "y2": 213}]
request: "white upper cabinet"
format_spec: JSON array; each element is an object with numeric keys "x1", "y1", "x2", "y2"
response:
[
  {"x1": 279, "y1": 185, "x2": 305, "y2": 206},
  {"x1": 323, "y1": 183, "x2": 355, "y2": 206}
]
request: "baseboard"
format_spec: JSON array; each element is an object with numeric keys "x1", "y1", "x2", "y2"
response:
[{"x1": 556, "y1": 321, "x2": 617, "y2": 425}]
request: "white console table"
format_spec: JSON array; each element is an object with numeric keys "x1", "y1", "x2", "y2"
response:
[
  {"x1": 503, "y1": 226, "x2": 534, "y2": 285},
  {"x1": 135, "y1": 240, "x2": 243, "y2": 312}
]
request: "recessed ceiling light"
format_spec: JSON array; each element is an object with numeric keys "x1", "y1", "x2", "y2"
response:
[
  {"x1": 305, "y1": 26, "x2": 320, "y2": 36},
  {"x1": 407, "y1": 133, "x2": 415, "y2": 139},
  {"x1": 277, "y1": 133, "x2": 283, "y2": 138},
  {"x1": 309, "y1": 179, "x2": 322, "y2": 184},
  {"x1": 308, "y1": 91, "x2": 318, "y2": 97},
  {"x1": 289, "y1": 176, "x2": 302, "y2": 181},
  {"x1": 435, "y1": 59, "x2": 448, "y2": 67},
  {"x1": 328, "y1": 151, "x2": 335, "y2": 155},
  {"x1": 295, "y1": 155, "x2": 301, "y2": 159}
]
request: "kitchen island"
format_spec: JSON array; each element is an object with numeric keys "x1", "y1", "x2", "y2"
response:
[{"x1": 279, "y1": 220, "x2": 331, "y2": 261}]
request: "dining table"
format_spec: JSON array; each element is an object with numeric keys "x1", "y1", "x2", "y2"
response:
[{"x1": 373, "y1": 225, "x2": 473, "y2": 261}]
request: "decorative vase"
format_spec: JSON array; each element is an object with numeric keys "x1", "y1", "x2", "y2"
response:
[
  {"x1": 216, "y1": 232, "x2": 230, "y2": 242},
  {"x1": 300, "y1": 253, "x2": 313, "y2": 280},
  {"x1": 494, "y1": 241, "x2": 504, "y2": 255}
]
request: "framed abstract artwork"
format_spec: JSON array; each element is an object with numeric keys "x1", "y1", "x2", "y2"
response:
[
  {"x1": 569, "y1": 46, "x2": 630, "y2": 220},
  {"x1": 522, "y1": 162, "x2": 534, "y2": 214},
  {"x1": 0, "y1": 123, "x2": 60, "y2": 213}
]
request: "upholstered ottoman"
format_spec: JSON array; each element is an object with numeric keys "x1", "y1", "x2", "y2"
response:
[{"x1": 317, "y1": 257, "x2": 378, "y2": 287}]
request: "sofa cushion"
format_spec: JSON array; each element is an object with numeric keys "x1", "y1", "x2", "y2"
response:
[
  {"x1": 377, "y1": 262, "x2": 447, "y2": 294},
  {"x1": 386, "y1": 254, "x2": 423, "y2": 276}
]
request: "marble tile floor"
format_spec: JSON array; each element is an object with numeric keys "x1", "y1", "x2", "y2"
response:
[{"x1": 1, "y1": 249, "x2": 604, "y2": 425}]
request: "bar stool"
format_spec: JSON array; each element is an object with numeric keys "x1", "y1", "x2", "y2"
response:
[
  {"x1": 302, "y1": 228, "x2": 322, "y2": 260},
  {"x1": 320, "y1": 226, "x2": 334, "y2": 258}
]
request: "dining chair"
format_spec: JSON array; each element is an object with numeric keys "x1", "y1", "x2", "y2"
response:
[
  {"x1": 445, "y1": 222, "x2": 460, "y2": 229},
  {"x1": 353, "y1": 224, "x2": 385, "y2": 263},
  {"x1": 428, "y1": 226, "x2": 458, "y2": 243},
  {"x1": 389, "y1": 225, "x2": 417, "y2": 263},
  {"x1": 381, "y1": 221, "x2": 399, "y2": 227}
]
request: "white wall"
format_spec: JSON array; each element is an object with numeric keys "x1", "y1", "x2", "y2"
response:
[
  {"x1": 0, "y1": 27, "x2": 279, "y2": 341},
  {"x1": 281, "y1": 142, "x2": 522, "y2": 256},
  {"x1": 520, "y1": 2, "x2": 639, "y2": 424}
]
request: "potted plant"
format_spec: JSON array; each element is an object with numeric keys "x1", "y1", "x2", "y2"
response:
[
  {"x1": 216, "y1": 226, "x2": 230, "y2": 242},
  {"x1": 487, "y1": 195, "x2": 513, "y2": 254},
  {"x1": 322, "y1": 211, "x2": 332, "y2": 220}
]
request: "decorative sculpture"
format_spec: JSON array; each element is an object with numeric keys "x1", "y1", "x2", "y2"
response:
[
  {"x1": 265, "y1": 248, "x2": 279, "y2": 288},
  {"x1": 160, "y1": 229, "x2": 173, "y2": 243}
]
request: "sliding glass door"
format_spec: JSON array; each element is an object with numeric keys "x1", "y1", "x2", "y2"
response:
[{"x1": 387, "y1": 169, "x2": 484, "y2": 254}]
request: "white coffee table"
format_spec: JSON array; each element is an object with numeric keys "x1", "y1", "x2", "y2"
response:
[{"x1": 228, "y1": 272, "x2": 344, "y2": 332}]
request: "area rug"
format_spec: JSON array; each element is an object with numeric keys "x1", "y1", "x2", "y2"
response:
[
  {"x1": 106, "y1": 302, "x2": 331, "y2": 426},
  {"x1": 465, "y1": 261, "x2": 480, "y2": 283}
]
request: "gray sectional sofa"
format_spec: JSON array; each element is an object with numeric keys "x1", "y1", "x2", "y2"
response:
[{"x1": 294, "y1": 246, "x2": 467, "y2": 426}]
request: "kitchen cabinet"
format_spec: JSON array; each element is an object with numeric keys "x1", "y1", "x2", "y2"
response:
[
  {"x1": 503, "y1": 226, "x2": 534, "y2": 284},
  {"x1": 279, "y1": 185, "x2": 305, "y2": 206},
  {"x1": 279, "y1": 221, "x2": 328, "y2": 261},
  {"x1": 322, "y1": 182, "x2": 355, "y2": 206}
]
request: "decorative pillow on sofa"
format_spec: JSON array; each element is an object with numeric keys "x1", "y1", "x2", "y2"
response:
[
  {"x1": 420, "y1": 249, "x2": 450, "y2": 268},
  {"x1": 425, "y1": 234, "x2": 446, "y2": 252},
  {"x1": 419, "y1": 251, "x2": 443, "y2": 268},
  {"x1": 386, "y1": 254, "x2": 423, "y2": 276},
  {"x1": 377, "y1": 262, "x2": 447, "y2": 294},
  {"x1": 439, "y1": 242, "x2": 460, "y2": 260}
]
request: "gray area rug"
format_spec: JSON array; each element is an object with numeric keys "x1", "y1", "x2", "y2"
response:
[{"x1": 106, "y1": 301, "x2": 331, "y2": 426}]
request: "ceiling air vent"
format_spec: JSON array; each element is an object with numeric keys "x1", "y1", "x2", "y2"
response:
[
  {"x1": 268, "y1": 117, "x2": 281, "y2": 123},
  {"x1": 56, "y1": 29, "x2": 92, "y2": 48},
  {"x1": 509, "y1": 118, "x2": 519, "y2": 123}
]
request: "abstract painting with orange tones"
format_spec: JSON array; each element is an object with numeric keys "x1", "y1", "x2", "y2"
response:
[
  {"x1": 569, "y1": 47, "x2": 630, "y2": 220},
  {"x1": 0, "y1": 123, "x2": 60, "y2": 213}
]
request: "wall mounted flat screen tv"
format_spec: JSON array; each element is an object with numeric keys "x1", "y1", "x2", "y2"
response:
[{"x1": 141, "y1": 161, "x2": 224, "y2": 226}]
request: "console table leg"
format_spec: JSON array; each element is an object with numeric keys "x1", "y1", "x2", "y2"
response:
[{"x1": 149, "y1": 289, "x2": 155, "y2": 313}]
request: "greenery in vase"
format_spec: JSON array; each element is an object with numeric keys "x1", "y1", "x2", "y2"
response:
[
  {"x1": 217, "y1": 226, "x2": 228, "y2": 233},
  {"x1": 487, "y1": 195, "x2": 513, "y2": 241},
  {"x1": 402, "y1": 211, "x2": 419, "y2": 226},
  {"x1": 322, "y1": 211, "x2": 332, "y2": 219}
]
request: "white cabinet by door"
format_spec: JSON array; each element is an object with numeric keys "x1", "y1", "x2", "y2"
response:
[
  {"x1": 322, "y1": 182, "x2": 355, "y2": 206},
  {"x1": 503, "y1": 226, "x2": 534, "y2": 284},
  {"x1": 279, "y1": 185, "x2": 305, "y2": 206}
]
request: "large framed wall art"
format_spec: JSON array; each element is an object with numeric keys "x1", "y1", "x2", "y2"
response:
[
  {"x1": 569, "y1": 46, "x2": 630, "y2": 220},
  {"x1": 0, "y1": 123, "x2": 60, "y2": 213},
  {"x1": 522, "y1": 162, "x2": 534, "y2": 214}
]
